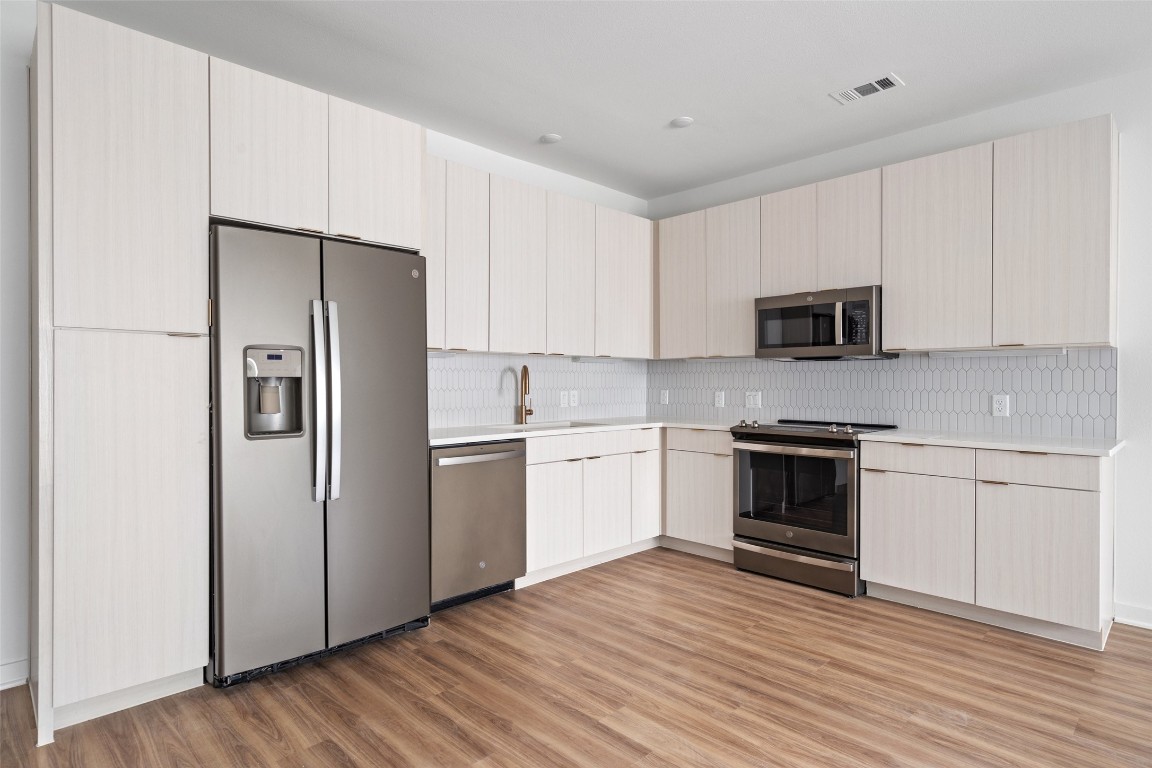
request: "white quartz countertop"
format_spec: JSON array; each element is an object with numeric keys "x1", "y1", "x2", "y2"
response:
[
  {"x1": 428, "y1": 417, "x2": 731, "y2": 447},
  {"x1": 858, "y1": 428, "x2": 1124, "y2": 457}
]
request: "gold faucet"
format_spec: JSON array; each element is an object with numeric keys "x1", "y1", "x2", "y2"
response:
[{"x1": 518, "y1": 365, "x2": 534, "y2": 424}]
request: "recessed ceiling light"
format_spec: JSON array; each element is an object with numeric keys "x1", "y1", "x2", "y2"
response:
[
  {"x1": 669, "y1": 116, "x2": 695, "y2": 128},
  {"x1": 539, "y1": 133, "x2": 563, "y2": 144}
]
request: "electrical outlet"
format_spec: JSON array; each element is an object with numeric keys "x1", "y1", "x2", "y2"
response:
[
  {"x1": 714, "y1": 391, "x2": 725, "y2": 408},
  {"x1": 660, "y1": 390, "x2": 669, "y2": 405},
  {"x1": 559, "y1": 390, "x2": 569, "y2": 408},
  {"x1": 569, "y1": 390, "x2": 579, "y2": 407},
  {"x1": 992, "y1": 394, "x2": 1012, "y2": 417},
  {"x1": 745, "y1": 391, "x2": 762, "y2": 408}
]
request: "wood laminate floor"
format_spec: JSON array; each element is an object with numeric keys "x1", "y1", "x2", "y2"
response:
[{"x1": 4, "y1": 548, "x2": 1152, "y2": 767}]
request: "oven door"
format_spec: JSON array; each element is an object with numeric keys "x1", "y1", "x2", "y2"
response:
[{"x1": 733, "y1": 441, "x2": 858, "y2": 558}]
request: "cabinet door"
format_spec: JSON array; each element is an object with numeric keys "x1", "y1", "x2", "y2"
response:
[
  {"x1": 526, "y1": 461, "x2": 583, "y2": 572},
  {"x1": 547, "y1": 192, "x2": 596, "y2": 356},
  {"x1": 816, "y1": 169, "x2": 881, "y2": 290},
  {"x1": 860, "y1": 471, "x2": 975, "y2": 603},
  {"x1": 976, "y1": 482, "x2": 1101, "y2": 630},
  {"x1": 209, "y1": 58, "x2": 328, "y2": 232},
  {"x1": 657, "y1": 211, "x2": 707, "y2": 359},
  {"x1": 53, "y1": 330, "x2": 208, "y2": 706},
  {"x1": 631, "y1": 450, "x2": 662, "y2": 541},
  {"x1": 53, "y1": 6, "x2": 208, "y2": 334},
  {"x1": 445, "y1": 162, "x2": 490, "y2": 351},
  {"x1": 993, "y1": 116, "x2": 1116, "y2": 347},
  {"x1": 666, "y1": 450, "x2": 733, "y2": 550},
  {"x1": 761, "y1": 184, "x2": 818, "y2": 296},
  {"x1": 423, "y1": 155, "x2": 447, "y2": 349},
  {"x1": 489, "y1": 176, "x2": 547, "y2": 354},
  {"x1": 328, "y1": 96, "x2": 422, "y2": 248},
  {"x1": 596, "y1": 207, "x2": 654, "y2": 358},
  {"x1": 706, "y1": 198, "x2": 760, "y2": 357},
  {"x1": 882, "y1": 143, "x2": 993, "y2": 351},
  {"x1": 583, "y1": 454, "x2": 632, "y2": 556}
]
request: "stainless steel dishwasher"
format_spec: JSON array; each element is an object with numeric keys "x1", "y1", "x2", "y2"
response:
[{"x1": 430, "y1": 440, "x2": 527, "y2": 608}]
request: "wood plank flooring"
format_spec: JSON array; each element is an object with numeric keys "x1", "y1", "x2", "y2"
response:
[{"x1": 4, "y1": 547, "x2": 1152, "y2": 767}]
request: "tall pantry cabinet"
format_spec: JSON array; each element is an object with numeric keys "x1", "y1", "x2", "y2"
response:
[{"x1": 31, "y1": 5, "x2": 210, "y2": 744}]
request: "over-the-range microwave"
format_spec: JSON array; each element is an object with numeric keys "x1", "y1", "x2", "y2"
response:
[{"x1": 754, "y1": 286, "x2": 894, "y2": 360}]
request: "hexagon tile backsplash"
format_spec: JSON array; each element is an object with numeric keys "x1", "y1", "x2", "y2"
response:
[
  {"x1": 648, "y1": 348, "x2": 1117, "y2": 438},
  {"x1": 429, "y1": 348, "x2": 1116, "y2": 439}
]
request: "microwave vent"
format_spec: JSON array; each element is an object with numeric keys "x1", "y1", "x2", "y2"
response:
[{"x1": 829, "y1": 73, "x2": 904, "y2": 105}]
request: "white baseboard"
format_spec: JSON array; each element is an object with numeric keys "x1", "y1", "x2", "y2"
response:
[
  {"x1": 516, "y1": 539, "x2": 660, "y2": 588},
  {"x1": 1115, "y1": 602, "x2": 1152, "y2": 630},
  {"x1": 53, "y1": 668, "x2": 204, "y2": 732},
  {"x1": 657, "y1": 536, "x2": 735, "y2": 563},
  {"x1": 0, "y1": 660, "x2": 29, "y2": 690}
]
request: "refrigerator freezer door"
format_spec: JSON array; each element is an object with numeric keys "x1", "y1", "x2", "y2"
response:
[
  {"x1": 211, "y1": 226, "x2": 326, "y2": 679},
  {"x1": 322, "y1": 240, "x2": 431, "y2": 645}
]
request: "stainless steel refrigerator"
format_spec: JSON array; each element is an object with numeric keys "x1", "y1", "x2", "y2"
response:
[{"x1": 209, "y1": 224, "x2": 429, "y2": 686}]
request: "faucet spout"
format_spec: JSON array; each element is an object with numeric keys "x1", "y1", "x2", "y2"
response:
[{"x1": 518, "y1": 365, "x2": 534, "y2": 425}]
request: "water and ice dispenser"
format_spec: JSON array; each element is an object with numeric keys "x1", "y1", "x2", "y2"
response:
[{"x1": 245, "y1": 347, "x2": 303, "y2": 438}]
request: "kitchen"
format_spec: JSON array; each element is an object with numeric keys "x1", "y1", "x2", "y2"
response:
[{"x1": 3, "y1": 1, "x2": 1152, "y2": 765}]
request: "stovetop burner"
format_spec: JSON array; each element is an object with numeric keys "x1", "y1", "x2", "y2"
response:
[{"x1": 731, "y1": 418, "x2": 898, "y2": 443}]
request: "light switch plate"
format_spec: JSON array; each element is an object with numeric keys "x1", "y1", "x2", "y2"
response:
[
  {"x1": 714, "y1": 391, "x2": 725, "y2": 408},
  {"x1": 559, "y1": 390, "x2": 569, "y2": 408},
  {"x1": 570, "y1": 390, "x2": 579, "y2": 407},
  {"x1": 745, "y1": 391, "x2": 762, "y2": 408},
  {"x1": 660, "y1": 389, "x2": 669, "y2": 405}
]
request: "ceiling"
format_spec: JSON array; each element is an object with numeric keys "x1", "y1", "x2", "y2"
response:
[{"x1": 56, "y1": 1, "x2": 1152, "y2": 199}]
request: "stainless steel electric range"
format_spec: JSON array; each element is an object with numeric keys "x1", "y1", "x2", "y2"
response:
[{"x1": 730, "y1": 419, "x2": 897, "y2": 596}]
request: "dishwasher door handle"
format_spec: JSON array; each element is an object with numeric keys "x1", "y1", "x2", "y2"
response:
[{"x1": 435, "y1": 449, "x2": 526, "y2": 467}]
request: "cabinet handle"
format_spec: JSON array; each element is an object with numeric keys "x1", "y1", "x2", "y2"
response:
[
  {"x1": 980, "y1": 480, "x2": 1010, "y2": 485},
  {"x1": 997, "y1": 343, "x2": 1025, "y2": 347},
  {"x1": 296, "y1": 227, "x2": 324, "y2": 234},
  {"x1": 863, "y1": 468, "x2": 886, "y2": 473},
  {"x1": 712, "y1": 453, "x2": 730, "y2": 458},
  {"x1": 166, "y1": 331, "x2": 201, "y2": 338},
  {"x1": 565, "y1": 458, "x2": 581, "y2": 463},
  {"x1": 887, "y1": 347, "x2": 907, "y2": 352},
  {"x1": 586, "y1": 456, "x2": 601, "y2": 460},
  {"x1": 1017, "y1": 450, "x2": 1049, "y2": 456},
  {"x1": 632, "y1": 450, "x2": 647, "y2": 454},
  {"x1": 447, "y1": 348, "x2": 469, "y2": 352},
  {"x1": 335, "y1": 233, "x2": 362, "y2": 240},
  {"x1": 899, "y1": 443, "x2": 925, "y2": 447}
]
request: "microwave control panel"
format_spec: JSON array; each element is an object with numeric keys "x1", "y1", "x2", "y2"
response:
[{"x1": 843, "y1": 300, "x2": 871, "y2": 345}]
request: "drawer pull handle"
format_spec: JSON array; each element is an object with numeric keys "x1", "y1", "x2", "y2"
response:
[
  {"x1": 586, "y1": 456, "x2": 601, "y2": 460},
  {"x1": 1017, "y1": 451, "x2": 1049, "y2": 456},
  {"x1": 899, "y1": 443, "x2": 925, "y2": 448},
  {"x1": 447, "y1": 348, "x2": 469, "y2": 352},
  {"x1": 713, "y1": 453, "x2": 730, "y2": 458},
  {"x1": 863, "y1": 468, "x2": 887, "y2": 473},
  {"x1": 997, "y1": 343, "x2": 1025, "y2": 347},
  {"x1": 296, "y1": 227, "x2": 324, "y2": 233},
  {"x1": 335, "y1": 233, "x2": 362, "y2": 240},
  {"x1": 565, "y1": 458, "x2": 581, "y2": 463},
  {"x1": 981, "y1": 480, "x2": 1010, "y2": 485}
]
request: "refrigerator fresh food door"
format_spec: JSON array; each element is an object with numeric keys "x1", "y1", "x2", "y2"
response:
[
  {"x1": 322, "y1": 240, "x2": 431, "y2": 645},
  {"x1": 211, "y1": 226, "x2": 327, "y2": 679}
]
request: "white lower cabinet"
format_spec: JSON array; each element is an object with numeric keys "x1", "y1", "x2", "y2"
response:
[
  {"x1": 860, "y1": 470, "x2": 975, "y2": 603},
  {"x1": 526, "y1": 460, "x2": 583, "y2": 572},
  {"x1": 665, "y1": 449, "x2": 733, "y2": 550},
  {"x1": 53, "y1": 330, "x2": 209, "y2": 706},
  {"x1": 583, "y1": 455, "x2": 632, "y2": 556},
  {"x1": 631, "y1": 450, "x2": 662, "y2": 541}
]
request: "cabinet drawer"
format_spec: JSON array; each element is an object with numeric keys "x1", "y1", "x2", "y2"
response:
[
  {"x1": 666, "y1": 428, "x2": 732, "y2": 455},
  {"x1": 976, "y1": 450, "x2": 1100, "y2": 491},
  {"x1": 527, "y1": 430, "x2": 634, "y2": 465},
  {"x1": 861, "y1": 442, "x2": 974, "y2": 479},
  {"x1": 631, "y1": 427, "x2": 661, "y2": 452}
]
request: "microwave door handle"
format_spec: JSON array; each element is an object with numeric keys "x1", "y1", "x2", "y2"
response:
[
  {"x1": 834, "y1": 301, "x2": 844, "y2": 346},
  {"x1": 311, "y1": 300, "x2": 328, "y2": 503}
]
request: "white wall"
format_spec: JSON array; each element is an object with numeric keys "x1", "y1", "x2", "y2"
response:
[
  {"x1": 0, "y1": 0, "x2": 34, "y2": 689},
  {"x1": 651, "y1": 68, "x2": 1152, "y2": 626}
]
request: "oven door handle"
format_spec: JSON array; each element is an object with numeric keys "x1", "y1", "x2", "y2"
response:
[
  {"x1": 733, "y1": 539, "x2": 854, "y2": 572},
  {"x1": 732, "y1": 441, "x2": 856, "y2": 460}
]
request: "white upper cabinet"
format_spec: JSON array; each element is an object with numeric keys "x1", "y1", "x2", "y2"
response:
[
  {"x1": 657, "y1": 211, "x2": 707, "y2": 359},
  {"x1": 993, "y1": 115, "x2": 1116, "y2": 347},
  {"x1": 546, "y1": 192, "x2": 596, "y2": 357},
  {"x1": 423, "y1": 155, "x2": 447, "y2": 349},
  {"x1": 816, "y1": 168, "x2": 882, "y2": 290},
  {"x1": 52, "y1": 6, "x2": 208, "y2": 334},
  {"x1": 760, "y1": 184, "x2": 818, "y2": 297},
  {"x1": 596, "y1": 207, "x2": 654, "y2": 358},
  {"x1": 328, "y1": 96, "x2": 423, "y2": 249},
  {"x1": 489, "y1": 176, "x2": 547, "y2": 354},
  {"x1": 882, "y1": 143, "x2": 993, "y2": 351},
  {"x1": 705, "y1": 198, "x2": 760, "y2": 357},
  {"x1": 444, "y1": 161, "x2": 490, "y2": 351},
  {"x1": 210, "y1": 58, "x2": 328, "y2": 232}
]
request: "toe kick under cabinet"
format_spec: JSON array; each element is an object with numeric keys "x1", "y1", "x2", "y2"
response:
[{"x1": 861, "y1": 441, "x2": 1116, "y2": 649}]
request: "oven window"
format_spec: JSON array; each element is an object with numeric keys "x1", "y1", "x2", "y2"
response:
[
  {"x1": 738, "y1": 451, "x2": 849, "y2": 535},
  {"x1": 757, "y1": 303, "x2": 837, "y2": 349}
]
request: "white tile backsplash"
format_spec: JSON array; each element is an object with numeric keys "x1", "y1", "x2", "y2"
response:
[{"x1": 429, "y1": 348, "x2": 1116, "y2": 438}]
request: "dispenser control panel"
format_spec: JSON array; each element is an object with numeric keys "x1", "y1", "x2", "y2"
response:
[{"x1": 245, "y1": 349, "x2": 302, "y2": 379}]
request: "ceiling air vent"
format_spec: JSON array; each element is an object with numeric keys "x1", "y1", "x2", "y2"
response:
[{"x1": 829, "y1": 73, "x2": 905, "y2": 105}]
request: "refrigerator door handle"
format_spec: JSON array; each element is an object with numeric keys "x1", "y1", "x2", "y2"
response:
[
  {"x1": 311, "y1": 299, "x2": 328, "y2": 503},
  {"x1": 327, "y1": 301, "x2": 342, "y2": 501}
]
